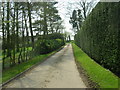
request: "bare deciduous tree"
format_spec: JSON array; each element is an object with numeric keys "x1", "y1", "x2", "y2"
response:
[{"x1": 78, "y1": 0, "x2": 96, "y2": 19}]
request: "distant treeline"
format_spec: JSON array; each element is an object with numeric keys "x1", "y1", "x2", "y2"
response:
[{"x1": 75, "y1": 2, "x2": 120, "y2": 77}]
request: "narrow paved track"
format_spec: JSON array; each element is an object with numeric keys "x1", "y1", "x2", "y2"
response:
[{"x1": 4, "y1": 44, "x2": 86, "y2": 88}]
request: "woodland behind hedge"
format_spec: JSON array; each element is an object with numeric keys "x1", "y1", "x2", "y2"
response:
[{"x1": 74, "y1": 2, "x2": 120, "y2": 77}]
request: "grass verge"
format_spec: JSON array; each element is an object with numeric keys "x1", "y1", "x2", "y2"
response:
[
  {"x1": 72, "y1": 43, "x2": 119, "y2": 88},
  {"x1": 2, "y1": 49, "x2": 58, "y2": 83}
]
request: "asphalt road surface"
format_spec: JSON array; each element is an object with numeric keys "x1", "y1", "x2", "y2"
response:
[{"x1": 4, "y1": 44, "x2": 86, "y2": 88}]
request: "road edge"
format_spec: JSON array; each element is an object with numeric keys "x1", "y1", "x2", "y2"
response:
[
  {"x1": 71, "y1": 43, "x2": 99, "y2": 88},
  {"x1": 2, "y1": 45, "x2": 65, "y2": 88}
]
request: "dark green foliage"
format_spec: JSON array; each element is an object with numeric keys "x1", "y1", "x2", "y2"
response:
[
  {"x1": 46, "y1": 33, "x2": 65, "y2": 40},
  {"x1": 34, "y1": 39, "x2": 64, "y2": 54},
  {"x1": 35, "y1": 33, "x2": 65, "y2": 54},
  {"x1": 75, "y1": 2, "x2": 120, "y2": 76},
  {"x1": 69, "y1": 9, "x2": 83, "y2": 33},
  {"x1": 70, "y1": 10, "x2": 77, "y2": 28}
]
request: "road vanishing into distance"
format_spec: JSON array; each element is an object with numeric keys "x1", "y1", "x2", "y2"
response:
[{"x1": 4, "y1": 44, "x2": 86, "y2": 88}]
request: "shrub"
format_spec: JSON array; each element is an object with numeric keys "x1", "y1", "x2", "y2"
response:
[
  {"x1": 34, "y1": 39, "x2": 64, "y2": 54},
  {"x1": 47, "y1": 33, "x2": 65, "y2": 40}
]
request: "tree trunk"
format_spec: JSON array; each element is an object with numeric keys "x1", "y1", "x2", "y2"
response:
[
  {"x1": 43, "y1": 2, "x2": 48, "y2": 36},
  {"x1": 27, "y1": 2, "x2": 34, "y2": 48},
  {"x1": 12, "y1": 3, "x2": 16, "y2": 65},
  {"x1": 83, "y1": 2, "x2": 87, "y2": 19},
  {"x1": 23, "y1": 8, "x2": 29, "y2": 61},
  {"x1": 2, "y1": 2, "x2": 5, "y2": 69},
  {"x1": 6, "y1": 2, "x2": 11, "y2": 57},
  {"x1": 16, "y1": 3, "x2": 19, "y2": 52}
]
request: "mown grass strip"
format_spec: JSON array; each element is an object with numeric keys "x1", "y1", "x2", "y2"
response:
[
  {"x1": 2, "y1": 50, "x2": 57, "y2": 83},
  {"x1": 72, "y1": 43, "x2": 119, "y2": 88}
]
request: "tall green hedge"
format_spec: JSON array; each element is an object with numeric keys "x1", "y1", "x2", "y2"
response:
[{"x1": 75, "y1": 2, "x2": 120, "y2": 76}]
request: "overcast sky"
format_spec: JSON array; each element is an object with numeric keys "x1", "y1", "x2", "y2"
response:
[
  {"x1": 56, "y1": 0, "x2": 77, "y2": 37},
  {"x1": 56, "y1": 0, "x2": 99, "y2": 39}
]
